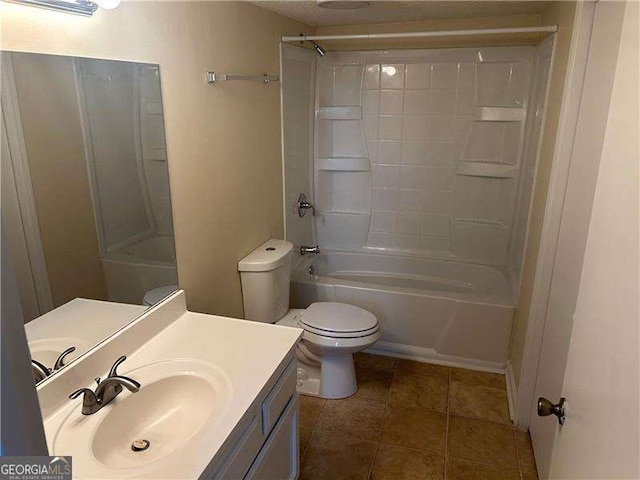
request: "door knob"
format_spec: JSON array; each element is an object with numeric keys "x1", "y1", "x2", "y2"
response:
[{"x1": 537, "y1": 397, "x2": 566, "y2": 425}]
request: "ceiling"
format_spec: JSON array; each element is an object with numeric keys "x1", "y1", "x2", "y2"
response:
[{"x1": 252, "y1": 1, "x2": 552, "y2": 27}]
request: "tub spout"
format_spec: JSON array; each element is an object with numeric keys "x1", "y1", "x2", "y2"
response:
[{"x1": 300, "y1": 245, "x2": 320, "y2": 255}]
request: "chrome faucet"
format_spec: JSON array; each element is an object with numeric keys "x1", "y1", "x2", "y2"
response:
[
  {"x1": 300, "y1": 245, "x2": 320, "y2": 255},
  {"x1": 69, "y1": 356, "x2": 141, "y2": 415},
  {"x1": 31, "y1": 346, "x2": 77, "y2": 384},
  {"x1": 31, "y1": 359, "x2": 50, "y2": 383}
]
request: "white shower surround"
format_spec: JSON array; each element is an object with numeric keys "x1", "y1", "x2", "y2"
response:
[
  {"x1": 281, "y1": 42, "x2": 553, "y2": 369},
  {"x1": 101, "y1": 234, "x2": 178, "y2": 305},
  {"x1": 314, "y1": 46, "x2": 541, "y2": 269}
]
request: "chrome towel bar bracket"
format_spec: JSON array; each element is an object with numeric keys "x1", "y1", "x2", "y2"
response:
[{"x1": 206, "y1": 71, "x2": 279, "y2": 84}]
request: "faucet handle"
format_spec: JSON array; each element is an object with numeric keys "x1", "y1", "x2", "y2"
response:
[
  {"x1": 53, "y1": 346, "x2": 76, "y2": 371},
  {"x1": 69, "y1": 388, "x2": 95, "y2": 400},
  {"x1": 108, "y1": 355, "x2": 127, "y2": 377}
]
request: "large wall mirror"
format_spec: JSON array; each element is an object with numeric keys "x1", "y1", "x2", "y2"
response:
[{"x1": 1, "y1": 52, "x2": 177, "y2": 384}]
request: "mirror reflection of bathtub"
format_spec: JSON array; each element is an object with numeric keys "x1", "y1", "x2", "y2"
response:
[{"x1": 102, "y1": 234, "x2": 178, "y2": 305}]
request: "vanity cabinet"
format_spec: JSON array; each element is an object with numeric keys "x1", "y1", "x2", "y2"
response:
[{"x1": 206, "y1": 358, "x2": 299, "y2": 480}]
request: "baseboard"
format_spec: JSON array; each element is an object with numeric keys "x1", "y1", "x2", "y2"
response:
[
  {"x1": 506, "y1": 360, "x2": 519, "y2": 423},
  {"x1": 365, "y1": 341, "x2": 506, "y2": 374}
]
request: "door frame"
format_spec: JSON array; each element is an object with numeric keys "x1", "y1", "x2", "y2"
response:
[
  {"x1": 514, "y1": 1, "x2": 598, "y2": 429},
  {"x1": 514, "y1": 0, "x2": 630, "y2": 430},
  {"x1": 1, "y1": 53, "x2": 54, "y2": 316}
]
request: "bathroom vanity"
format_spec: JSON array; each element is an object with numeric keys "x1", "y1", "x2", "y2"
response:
[{"x1": 36, "y1": 291, "x2": 302, "y2": 479}]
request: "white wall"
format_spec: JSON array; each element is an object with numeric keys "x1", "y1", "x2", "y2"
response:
[
  {"x1": 78, "y1": 58, "x2": 151, "y2": 251},
  {"x1": 137, "y1": 63, "x2": 174, "y2": 236},
  {"x1": 2, "y1": 1, "x2": 313, "y2": 318},
  {"x1": 281, "y1": 44, "x2": 316, "y2": 262}
]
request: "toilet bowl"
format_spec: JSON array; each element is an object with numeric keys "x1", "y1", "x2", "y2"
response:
[
  {"x1": 142, "y1": 285, "x2": 178, "y2": 306},
  {"x1": 238, "y1": 239, "x2": 381, "y2": 399},
  {"x1": 278, "y1": 303, "x2": 380, "y2": 398}
]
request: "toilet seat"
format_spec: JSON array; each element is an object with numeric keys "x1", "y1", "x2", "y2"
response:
[
  {"x1": 276, "y1": 304, "x2": 381, "y2": 399},
  {"x1": 299, "y1": 302, "x2": 379, "y2": 338},
  {"x1": 143, "y1": 285, "x2": 178, "y2": 306}
]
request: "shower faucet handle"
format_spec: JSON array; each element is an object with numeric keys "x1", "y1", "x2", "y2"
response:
[{"x1": 297, "y1": 193, "x2": 315, "y2": 217}]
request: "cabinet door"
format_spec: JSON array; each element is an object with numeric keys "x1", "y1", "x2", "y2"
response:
[{"x1": 245, "y1": 395, "x2": 299, "y2": 480}]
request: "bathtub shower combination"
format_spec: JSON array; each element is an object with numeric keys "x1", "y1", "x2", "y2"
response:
[
  {"x1": 282, "y1": 41, "x2": 553, "y2": 370},
  {"x1": 77, "y1": 59, "x2": 178, "y2": 304}
]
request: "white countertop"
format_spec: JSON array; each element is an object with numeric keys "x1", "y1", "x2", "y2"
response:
[
  {"x1": 40, "y1": 292, "x2": 302, "y2": 479},
  {"x1": 25, "y1": 299, "x2": 147, "y2": 367}
]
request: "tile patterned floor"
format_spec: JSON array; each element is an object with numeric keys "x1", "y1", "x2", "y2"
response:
[{"x1": 298, "y1": 353, "x2": 539, "y2": 480}]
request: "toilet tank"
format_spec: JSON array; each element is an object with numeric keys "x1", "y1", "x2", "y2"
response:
[{"x1": 238, "y1": 239, "x2": 293, "y2": 323}]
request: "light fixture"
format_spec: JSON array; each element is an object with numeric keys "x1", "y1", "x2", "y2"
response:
[
  {"x1": 5, "y1": 0, "x2": 121, "y2": 16},
  {"x1": 94, "y1": 0, "x2": 120, "y2": 9},
  {"x1": 317, "y1": 0, "x2": 371, "y2": 9}
]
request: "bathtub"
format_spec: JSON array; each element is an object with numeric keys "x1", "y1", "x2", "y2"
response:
[
  {"x1": 291, "y1": 251, "x2": 515, "y2": 370},
  {"x1": 101, "y1": 235, "x2": 178, "y2": 305}
]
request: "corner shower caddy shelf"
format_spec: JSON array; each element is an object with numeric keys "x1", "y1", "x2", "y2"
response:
[
  {"x1": 456, "y1": 162, "x2": 519, "y2": 178},
  {"x1": 317, "y1": 106, "x2": 362, "y2": 120},
  {"x1": 473, "y1": 106, "x2": 525, "y2": 122},
  {"x1": 317, "y1": 157, "x2": 370, "y2": 172}
]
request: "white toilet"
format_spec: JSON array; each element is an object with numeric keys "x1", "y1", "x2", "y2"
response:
[
  {"x1": 142, "y1": 285, "x2": 178, "y2": 306},
  {"x1": 238, "y1": 239, "x2": 381, "y2": 399}
]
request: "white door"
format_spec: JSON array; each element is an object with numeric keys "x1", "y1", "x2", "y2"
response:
[{"x1": 530, "y1": 1, "x2": 639, "y2": 478}]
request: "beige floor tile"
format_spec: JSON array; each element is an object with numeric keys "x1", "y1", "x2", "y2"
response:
[
  {"x1": 446, "y1": 457, "x2": 520, "y2": 480},
  {"x1": 395, "y1": 359, "x2": 451, "y2": 379},
  {"x1": 316, "y1": 397, "x2": 386, "y2": 441},
  {"x1": 352, "y1": 366, "x2": 393, "y2": 404},
  {"x1": 516, "y1": 430, "x2": 539, "y2": 478},
  {"x1": 449, "y1": 381, "x2": 511, "y2": 424},
  {"x1": 389, "y1": 371, "x2": 448, "y2": 412},
  {"x1": 380, "y1": 404, "x2": 446, "y2": 453},
  {"x1": 354, "y1": 352, "x2": 397, "y2": 372},
  {"x1": 370, "y1": 444, "x2": 444, "y2": 480},
  {"x1": 299, "y1": 431, "x2": 377, "y2": 480},
  {"x1": 299, "y1": 426, "x2": 313, "y2": 457},
  {"x1": 447, "y1": 416, "x2": 518, "y2": 466},
  {"x1": 299, "y1": 395, "x2": 325, "y2": 430},
  {"x1": 451, "y1": 368, "x2": 506, "y2": 390}
]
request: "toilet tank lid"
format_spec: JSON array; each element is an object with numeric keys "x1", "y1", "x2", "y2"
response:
[{"x1": 238, "y1": 239, "x2": 294, "y2": 272}]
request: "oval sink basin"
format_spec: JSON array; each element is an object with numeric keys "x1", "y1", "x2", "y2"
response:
[
  {"x1": 52, "y1": 359, "x2": 232, "y2": 478},
  {"x1": 92, "y1": 374, "x2": 215, "y2": 468}
]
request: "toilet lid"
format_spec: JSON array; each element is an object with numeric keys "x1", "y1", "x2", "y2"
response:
[
  {"x1": 143, "y1": 285, "x2": 177, "y2": 305},
  {"x1": 300, "y1": 302, "x2": 378, "y2": 334}
]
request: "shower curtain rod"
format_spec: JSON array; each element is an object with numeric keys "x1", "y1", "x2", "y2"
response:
[{"x1": 282, "y1": 26, "x2": 557, "y2": 43}]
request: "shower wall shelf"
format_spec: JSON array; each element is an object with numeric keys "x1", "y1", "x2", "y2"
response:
[
  {"x1": 473, "y1": 107, "x2": 525, "y2": 122},
  {"x1": 317, "y1": 106, "x2": 362, "y2": 120},
  {"x1": 456, "y1": 162, "x2": 519, "y2": 178},
  {"x1": 452, "y1": 218, "x2": 510, "y2": 227},
  {"x1": 317, "y1": 157, "x2": 369, "y2": 171},
  {"x1": 206, "y1": 71, "x2": 279, "y2": 84}
]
